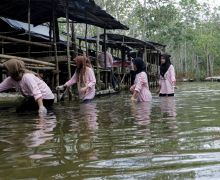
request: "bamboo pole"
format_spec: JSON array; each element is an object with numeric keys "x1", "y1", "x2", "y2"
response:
[
  {"x1": 52, "y1": 0, "x2": 60, "y2": 101},
  {"x1": 0, "y1": 35, "x2": 51, "y2": 48},
  {"x1": 96, "y1": 27, "x2": 100, "y2": 90},
  {"x1": 103, "y1": 28, "x2": 108, "y2": 88},
  {"x1": 66, "y1": 0, "x2": 72, "y2": 101},
  {"x1": 85, "y1": 24, "x2": 88, "y2": 56},
  {"x1": 66, "y1": 0, "x2": 71, "y2": 80},
  {"x1": 71, "y1": 22, "x2": 77, "y2": 58},
  {"x1": 0, "y1": 54, "x2": 55, "y2": 66}
]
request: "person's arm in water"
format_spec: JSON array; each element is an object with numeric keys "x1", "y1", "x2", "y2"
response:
[
  {"x1": 131, "y1": 90, "x2": 138, "y2": 101},
  {"x1": 23, "y1": 74, "x2": 48, "y2": 115},
  {"x1": 36, "y1": 97, "x2": 47, "y2": 114}
]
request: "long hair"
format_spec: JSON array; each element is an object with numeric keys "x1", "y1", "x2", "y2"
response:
[
  {"x1": 132, "y1": 57, "x2": 146, "y2": 74},
  {"x1": 74, "y1": 56, "x2": 91, "y2": 83},
  {"x1": 160, "y1": 53, "x2": 171, "y2": 77}
]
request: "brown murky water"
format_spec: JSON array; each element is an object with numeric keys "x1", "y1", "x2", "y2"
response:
[{"x1": 1, "y1": 82, "x2": 220, "y2": 179}]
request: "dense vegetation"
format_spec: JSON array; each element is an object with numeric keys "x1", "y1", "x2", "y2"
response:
[{"x1": 71, "y1": 0, "x2": 220, "y2": 80}]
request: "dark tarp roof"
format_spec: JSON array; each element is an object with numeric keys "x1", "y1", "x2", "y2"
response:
[
  {"x1": 0, "y1": 0, "x2": 128, "y2": 30},
  {"x1": 0, "y1": 17, "x2": 67, "y2": 57},
  {"x1": 0, "y1": 17, "x2": 66, "y2": 41}
]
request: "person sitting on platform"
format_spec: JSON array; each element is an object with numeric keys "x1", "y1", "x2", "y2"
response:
[
  {"x1": 56, "y1": 56, "x2": 96, "y2": 103},
  {"x1": 0, "y1": 59, "x2": 54, "y2": 115},
  {"x1": 130, "y1": 57, "x2": 152, "y2": 102}
]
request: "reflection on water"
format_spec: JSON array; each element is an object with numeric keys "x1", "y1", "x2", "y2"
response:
[
  {"x1": 160, "y1": 96, "x2": 176, "y2": 118},
  {"x1": 23, "y1": 114, "x2": 57, "y2": 148},
  {"x1": 131, "y1": 102, "x2": 151, "y2": 125},
  {"x1": 79, "y1": 102, "x2": 98, "y2": 132},
  {"x1": 2, "y1": 82, "x2": 220, "y2": 179}
]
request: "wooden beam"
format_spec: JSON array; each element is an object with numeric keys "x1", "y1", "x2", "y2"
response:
[
  {"x1": 0, "y1": 35, "x2": 51, "y2": 48},
  {"x1": 0, "y1": 54, "x2": 55, "y2": 67}
]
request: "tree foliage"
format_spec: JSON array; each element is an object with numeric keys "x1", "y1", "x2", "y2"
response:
[{"x1": 69, "y1": 0, "x2": 220, "y2": 79}]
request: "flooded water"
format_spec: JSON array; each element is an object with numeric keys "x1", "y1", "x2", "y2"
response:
[{"x1": 1, "y1": 82, "x2": 220, "y2": 179}]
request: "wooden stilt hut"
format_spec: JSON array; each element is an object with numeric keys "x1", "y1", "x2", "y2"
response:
[
  {"x1": 0, "y1": 0, "x2": 128, "y2": 101},
  {"x1": 77, "y1": 33, "x2": 166, "y2": 89}
]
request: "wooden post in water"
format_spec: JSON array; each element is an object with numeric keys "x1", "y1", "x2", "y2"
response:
[
  {"x1": 103, "y1": 28, "x2": 108, "y2": 88},
  {"x1": 66, "y1": 0, "x2": 71, "y2": 80},
  {"x1": 66, "y1": 0, "x2": 72, "y2": 101},
  {"x1": 96, "y1": 27, "x2": 101, "y2": 90},
  {"x1": 52, "y1": 0, "x2": 60, "y2": 101}
]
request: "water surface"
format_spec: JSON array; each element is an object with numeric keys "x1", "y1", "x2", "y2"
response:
[{"x1": 1, "y1": 82, "x2": 220, "y2": 179}]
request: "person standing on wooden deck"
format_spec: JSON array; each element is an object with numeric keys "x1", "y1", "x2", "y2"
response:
[
  {"x1": 56, "y1": 56, "x2": 96, "y2": 103},
  {"x1": 98, "y1": 46, "x2": 116, "y2": 89},
  {"x1": 158, "y1": 53, "x2": 176, "y2": 96},
  {"x1": 130, "y1": 57, "x2": 152, "y2": 102},
  {"x1": 98, "y1": 46, "x2": 114, "y2": 69},
  {"x1": 0, "y1": 59, "x2": 54, "y2": 115}
]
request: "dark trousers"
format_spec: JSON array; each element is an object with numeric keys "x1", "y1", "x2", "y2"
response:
[
  {"x1": 16, "y1": 97, "x2": 54, "y2": 113},
  {"x1": 159, "y1": 93, "x2": 174, "y2": 97}
]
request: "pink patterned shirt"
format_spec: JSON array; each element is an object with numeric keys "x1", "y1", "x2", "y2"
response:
[
  {"x1": 131, "y1": 72, "x2": 152, "y2": 102},
  {"x1": 159, "y1": 65, "x2": 176, "y2": 94},
  {"x1": 0, "y1": 73, "x2": 54, "y2": 100},
  {"x1": 65, "y1": 67, "x2": 96, "y2": 100}
]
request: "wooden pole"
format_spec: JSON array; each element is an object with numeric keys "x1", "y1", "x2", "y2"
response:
[
  {"x1": 96, "y1": 27, "x2": 100, "y2": 90},
  {"x1": 71, "y1": 22, "x2": 77, "y2": 58},
  {"x1": 28, "y1": 0, "x2": 31, "y2": 58},
  {"x1": 66, "y1": 0, "x2": 71, "y2": 80},
  {"x1": 52, "y1": 0, "x2": 60, "y2": 101},
  {"x1": 66, "y1": 0, "x2": 72, "y2": 101},
  {"x1": 0, "y1": 35, "x2": 51, "y2": 48},
  {"x1": 85, "y1": 24, "x2": 88, "y2": 56},
  {"x1": 103, "y1": 28, "x2": 107, "y2": 69},
  {"x1": 103, "y1": 28, "x2": 108, "y2": 88}
]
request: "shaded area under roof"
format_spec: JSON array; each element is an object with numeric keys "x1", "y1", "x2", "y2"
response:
[
  {"x1": 0, "y1": 0, "x2": 128, "y2": 30},
  {"x1": 99, "y1": 34, "x2": 166, "y2": 50},
  {"x1": 77, "y1": 34, "x2": 165, "y2": 52},
  {"x1": 77, "y1": 36, "x2": 132, "y2": 51}
]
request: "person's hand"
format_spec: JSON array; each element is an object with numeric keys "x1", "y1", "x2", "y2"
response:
[
  {"x1": 131, "y1": 96, "x2": 137, "y2": 102},
  {"x1": 38, "y1": 105, "x2": 47, "y2": 116},
  {"x1": 156, "y1": 88, "x2": 160, "y2": 94},
  {"x1": 130, "y1": 86, "x2": 134, "y2": 93},
  {"x1": 80, "y1": 86, "x2": 88, "y2": 94},
  {"x1": 56, "y1": 85, "x2": 65, "y2": 91}
]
